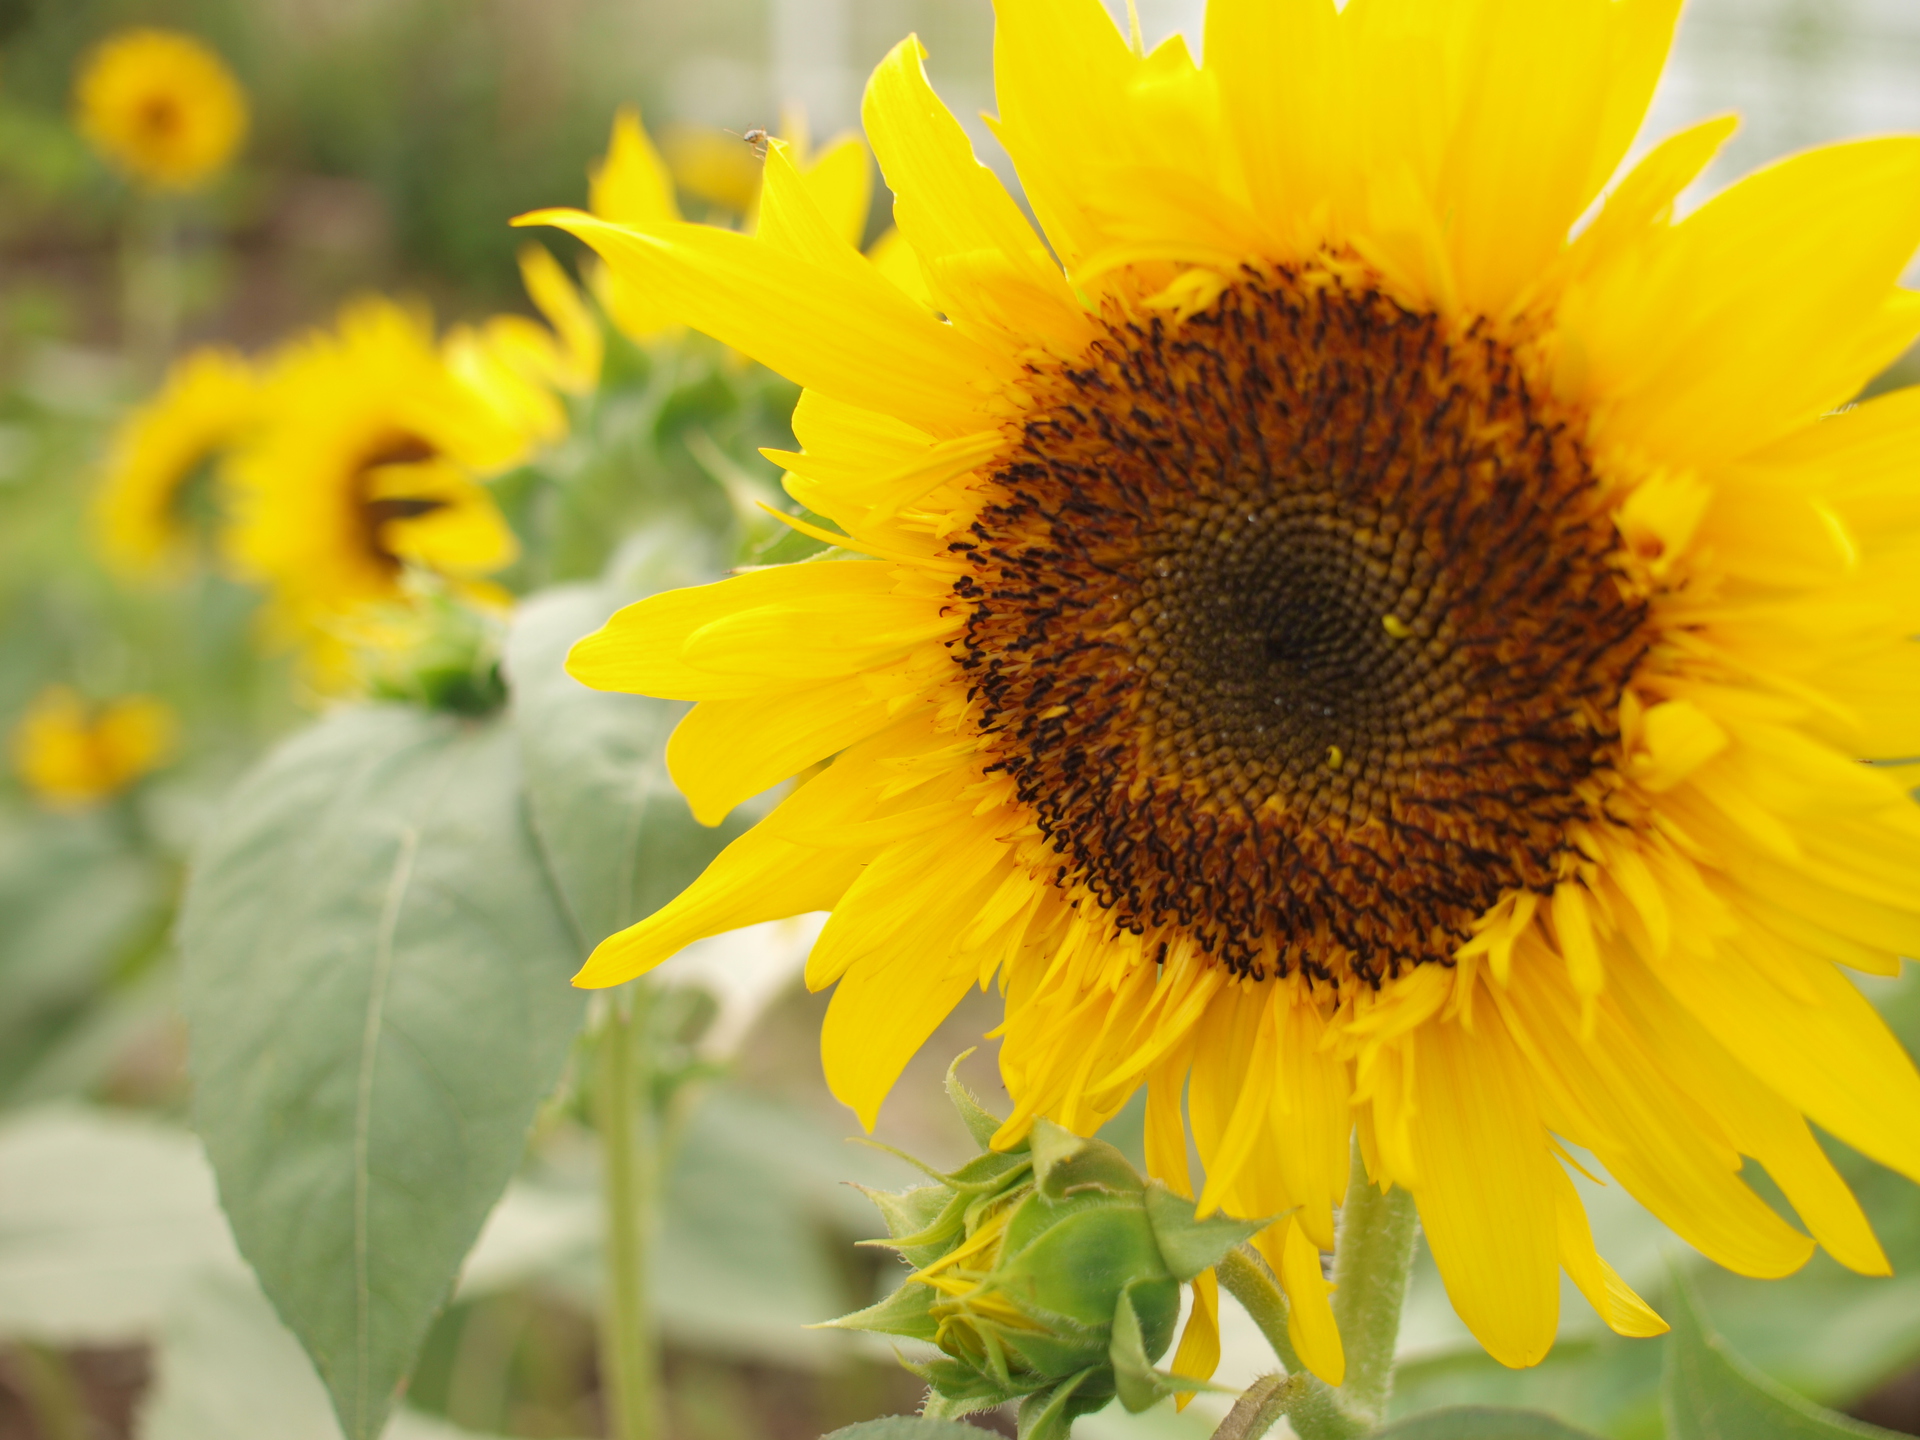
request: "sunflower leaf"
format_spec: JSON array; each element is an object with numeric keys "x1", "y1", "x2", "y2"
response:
[
  {"x1": 503, "y1": 578, "x2": 745, "y2": 950},
  {"x1": 1662, "y1": 1260, "x2": 1905, "y2": 1440},
  {"x1": 820, "y1": 1420, "x2": 995, "y2": 1440},
  {"x1": 1372, "y1": 1406, "x2": 1609, "y2": 1438},
  {"x1": 180, "y1": 706, "x2": 585, "y2": 1440}
]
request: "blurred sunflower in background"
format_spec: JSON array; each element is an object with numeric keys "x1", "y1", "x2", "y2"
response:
[
  {"x1": 73, "y1": 27, "x2": 247, "y2": 191},
  {"x1": 93, "y1": 346, "x2": 258, "y2": 579},
  {"x1": 222, "y1": 297, "x2": 534, "y2": 688},
  {"x1": 531, "y1": 0, "x2": 1920, "y2": 1388},
  {"x1": 11, "y1": 686, "x2": 177, "y2": 809}
]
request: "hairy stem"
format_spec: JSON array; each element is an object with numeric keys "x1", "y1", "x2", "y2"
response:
[
  {"x1": 1330, "y1": 1139, "x2": 1421, "y2": 1430},
  {"x1": 1215, "y1": 1248, "x2": 1367, "y2": 1440},
  {"x1": 594, "y1": 986, "x2": 661, "y2": 1440}
]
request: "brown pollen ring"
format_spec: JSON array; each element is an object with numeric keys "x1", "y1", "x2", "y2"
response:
[{"x1": 948, "y1": 261, "x2": 1650, "y2": 987}]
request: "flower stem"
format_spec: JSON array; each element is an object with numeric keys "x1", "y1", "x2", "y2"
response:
[
  {"x1": 1215, "y1": 1249, "x2": 1364, "y2": 1440},
  {"x1": 594, "y1": 985, "x2": 662, "y2": 1440},
  {"x1": 1329, "y1": 1138, "x2": 1420, "y2": 1431},
  {"x1": 1213, "y1": 1139, "x2": 1420, "y2": 1439}
]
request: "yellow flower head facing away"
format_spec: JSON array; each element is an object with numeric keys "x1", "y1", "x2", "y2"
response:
[
  {"x1": 94, "y1": 346, "x2": 259, "y2": 579},
  {"x1": 524, "y1": 0, "x2": 1920, "y2": 1381},
  {"x1": 12, "y1": 687, "x2": 177, "y2": 808},
  {"x1": 223, "y1": 297, "x2": 525, "y2": 686},
  {"x1": 75, "y1": 28, "x2": 248, "y2": 191}
]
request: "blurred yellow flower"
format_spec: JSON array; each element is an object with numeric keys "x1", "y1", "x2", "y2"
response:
[
  {"x1": 445, "y1": 244, "x2": 603, "y2": 446},
  {"x1": 12, "y1": 687, "x2": 177, "y2": 808},
  {"x1": 74, "y1": 28, "x2": 247, "y2": 191},
  {"x1": 94, "y1": 346, "x2": 258, "y2": 579},
  {"x1": 224, "y1": 297, "x2": 526, "y2": 687},
  {"x1": 660, "y1": 122, "x2": 762, "y2": 216},
  {"x1": 588, "y1": 107, "x2": 684, "y2": 343}
]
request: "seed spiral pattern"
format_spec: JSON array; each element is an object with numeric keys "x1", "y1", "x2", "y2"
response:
[{"x1": 951, "y1": 262, "x2": 1651, "y2": 985}]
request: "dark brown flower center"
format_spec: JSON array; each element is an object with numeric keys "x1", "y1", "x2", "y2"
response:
[
  {"x1": 950, "y1": 262, "x2": 1649, "y2": 985},
  {"x1": 356, "y1": 434, "x2": 447, "y2": 571}
]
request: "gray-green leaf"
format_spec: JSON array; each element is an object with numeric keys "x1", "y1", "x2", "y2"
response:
[
  {"x1": 1663, "y1": 1263, "x2": 1905, "y2": 1440},
  {"x1": 504, "y1": 581, "x2": 745, "y2": 951},
  {"x1": 819, "y1": 1420, "x2": 991, "y2": 1440},
  {"x1": 1373, "y1": 1406, "x2": 1610, "y2": 1439},
  {"x1": 180, "y1": 706, "x2": 586, "y2": 1440}
]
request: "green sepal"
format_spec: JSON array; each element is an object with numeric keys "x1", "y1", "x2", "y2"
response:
[
  {"x1": 918, "y1": 1370, "x2": 1012, "y2": 1420},
  {"x1": 1016, "y1": 1371, "x2": 1106, "y2": 1440},
  {"x1": 859, "y1": 1185, "x2": 970, "y2": 1263},
  {"x1": 1029, "y1": 1119, "x2": 1144, "y2": 1201},
  {"x1": 915, "y1": 1355, "x2": 1037, "y2": 1409},
  {"x1": 1110, "y1": 1280, "x2": 1215, "y2": 1413},
  {"x1": 992, "y1": 1309, "x2": 1112, "y2": 1379},
  {"x1": 1143, "y1": 1180, "x2": 1272, "y2": 1283},
  {"x1": 854, "y1": 1182, "x2": 955, "y2": 1245},
  {"x1": 996, "y1": 1199, "x2": 1170, "y2": 1328},
  {"x1": 944, "y1": 1150, "x2": 1034, "y2": 1194},
  {"x1": 945, "y1": 1051, "x2": 1019, "y2": 1151},
  {"x1": 818, "y1": 1276, "x2": 940, "y2": 1342}
]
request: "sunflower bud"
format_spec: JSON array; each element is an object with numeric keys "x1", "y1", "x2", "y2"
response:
[{"x1": 826, "y1": 1062, "x2": 1264, "y2": 1439}]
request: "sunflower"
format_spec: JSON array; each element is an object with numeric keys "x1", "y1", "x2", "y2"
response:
[
  {"x1": 94, "y1": 346, "x2": 258, "y2": 578},
  {"x1": 223, "y1": 298, "x2": 527, "y2": 686},
  {"x1": 74, "y1": 28, "x2": 247, "y2": 191},
  {"x1": 12, "y1": 686, "x2": 177, "y2": 808},
  {"x1": 445, "y1": 244, "x2": 604, "y2": 449},
  {"x1": 526, "y1": 0, "x2": 1920, "y2": 1382}
]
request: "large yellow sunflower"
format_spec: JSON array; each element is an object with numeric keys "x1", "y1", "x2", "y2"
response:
[
  {"x1": 94, "y1": 346, "x2": 258, "y2": 578},
  {"x1": 223, "y1": 298, "x2": 528, "y2": 686},
  {"x1": 74, "y1": 28, "x2": 247, "y2": 191},
  {"x1": 525, "y1": 0, "x2": 1920, "y2": 1382}
]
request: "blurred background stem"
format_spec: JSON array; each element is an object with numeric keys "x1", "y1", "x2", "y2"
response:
[
  {"x1": 593, "y1": 984, "x2": 663, "y2": 1440},
  {"x1": 121, "y1": 194, "x2": 181, "y2": 376}
]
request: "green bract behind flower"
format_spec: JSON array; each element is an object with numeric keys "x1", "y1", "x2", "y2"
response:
[{"x1": 826, "y1": 1062, "x2": 1264, "y2": 1439}]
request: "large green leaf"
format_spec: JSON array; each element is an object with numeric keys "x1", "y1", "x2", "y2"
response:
[
  {"x1": 1374, "y1": 1407, "x2": 1608, "y2": 1439},
  {"x1": 0, "y1": 1106, "x2": 244, "y2": 1343},
  {"x1": 820, "y1": 1420, "x2": 988, "y2": 1440},
  {"x1": 503, "y1": 573, "x2": 747, "y2": 951},
  {"x1": 1663, "y1": 1265, "x2": 1904, "y2": 1440},
  {"x1": 179, "y1": 706, "x2": 586, "y2": 1440}
]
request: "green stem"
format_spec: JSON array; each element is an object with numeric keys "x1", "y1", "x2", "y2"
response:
[
  {"x1": 1213, "y1": 1138, "x2": 1421, "y2": 1439},
  {"x1": 1330, "y1": 1139, "x2": 1420, "y2": 1431},
  {"x1": 594, "y1": 985, "x2": 661, "y2": 1440},
  {"x1": 1215, "y1": 1248, "x2": 1364, "y2": 1440},
  {"x1": 13, "y1": 1344, "x2": 90, "y2": 1440}
]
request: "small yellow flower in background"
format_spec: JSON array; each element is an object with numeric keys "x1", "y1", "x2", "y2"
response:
[
  {"x1": 12, "y1": 687, "x2": 177, "y2": 808},
  {"x1": 74, "y1": 28, "x2": 247, "y2": 191},
  {"x1": 223, "y1": 297, "x2": 527, "y2": 688},
  {"x1": 94, "y1": 346, "x2": 258, "y2": 578},
  {"x1": 527, "y1": 0, "x2": 1920, "y2": 1385}
]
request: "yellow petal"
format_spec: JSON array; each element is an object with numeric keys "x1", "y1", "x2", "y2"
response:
[
  {"x1": 987, "y1": 0, "x2": 1137, "y2": 268},
  {"x1": 567, "y1": 562, "x2": 904, "y2": 701},
  {"x1": 1280, "y1": 1213, "x2": 1345, "y2": 1386},
  {"x1": 1404, "y1": 1009, "x2": 1560, "y2": 1369},
  {"x1": 666, "y1": 676, "x2": 899, "y2": 826},
  {"x1": 1169, "y1": 1268, "x2": 1221, "y2": 1405},
  {"x1": 591, "y1": 105, "x2": 680, "y2": 225},
  {"x1": 864, "y1": 36, "x2": 1090, "y2": 353},
  {"x1": 796, "y1": 133, "x2": 873, "y2": 250},
  {"x1": 1549, "y1": 1163, "x2": 1667, "y2": 1338},
  {"x1": 1570, "y1": 137, "x2": 1920, "y2": 464},
  {"x1": 573, "y1": 822, "x2": 865, "y2": 986},
  {"x1": 515, "y1": 209, "x2": 1009, "y2": 438}
]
